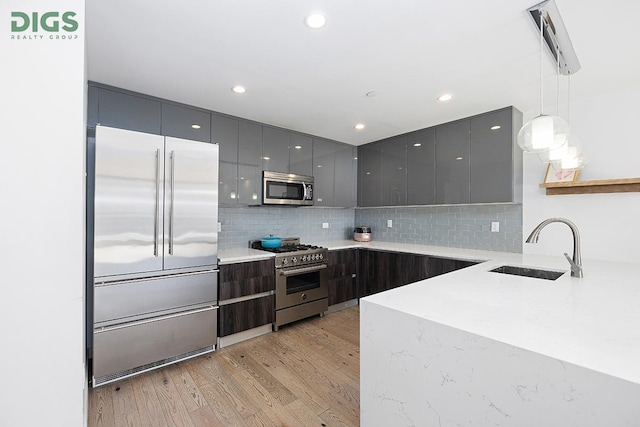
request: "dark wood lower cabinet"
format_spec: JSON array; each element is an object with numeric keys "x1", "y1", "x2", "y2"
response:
[
  {"x1": 327, "y1": 249, "x2": 359, "y2": 306},
  {"x1": 219, "y1": 258, "x2": 274, "y2": 300},
  {"x1": 359, "y1": 249, "x2": 477, "y2": 298},
  {"x1": 218, "y1": 259, "x2": 276, "y2": 338},
  {"x1": 428, "y1": 256, "x2": 477, "y2": 278},
  {"x1": 218, "y1": 295, "x2": 274, "y2": 337}
]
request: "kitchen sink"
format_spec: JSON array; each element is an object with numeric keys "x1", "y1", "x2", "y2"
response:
[{"x1": 489, "y1": 265, "x2": 566, "y2": 281}]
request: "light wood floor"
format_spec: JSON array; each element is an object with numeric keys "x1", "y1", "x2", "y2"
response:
[{"x1": 89, "y1": 306, "x2": 360, "y2": 427}]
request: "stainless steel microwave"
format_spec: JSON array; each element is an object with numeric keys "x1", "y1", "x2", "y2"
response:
[{"x1": 263, "y1": 171, "x2": 314, "y2": 206}]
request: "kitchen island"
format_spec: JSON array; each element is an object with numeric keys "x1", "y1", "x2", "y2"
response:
[{"x1": 360, "y1": 254, "x2": 640, "y2": 426}]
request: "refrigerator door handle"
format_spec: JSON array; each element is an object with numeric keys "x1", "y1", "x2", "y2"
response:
[
  {"x1": 169, "y1": 150, "x2": 175, "y2": 255},
  {"x1": 154, "y1": 148, "x2": 161, "y2": 257}
]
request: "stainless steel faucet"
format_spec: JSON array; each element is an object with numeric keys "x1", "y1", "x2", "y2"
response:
[{"x1": 525, "y1": 217, "x2": 583, "y2": 278}]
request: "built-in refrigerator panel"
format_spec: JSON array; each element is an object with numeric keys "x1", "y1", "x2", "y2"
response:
[
  {"x1": 94, "y1": 126, "x2": 165, "y2": 278},
  {"x1": 163, "y1": 137, "x2": 218, "y2": 271}
]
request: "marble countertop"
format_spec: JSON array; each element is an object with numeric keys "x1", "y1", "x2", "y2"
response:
[{"x1": 363, "y1": 252, "x2": 640, "y2": 386}]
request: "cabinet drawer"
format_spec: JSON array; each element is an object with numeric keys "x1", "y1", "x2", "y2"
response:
[
  {"x1": 219, "y1": 260, "x2": 274, "y2": 300},
  {"x1": 94, "y1": 271, "x2": 217, "y2": 324},
  {"x1": 219, "y1": 295, "x2": 274, "y2": 337},
  {"x1": 93, "y1": 306, "x2": 217, "y2": 382}
]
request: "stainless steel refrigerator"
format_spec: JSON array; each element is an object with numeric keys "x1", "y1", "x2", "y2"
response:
[{"x1": 92, "y1": 125, "x2": 219, "y2": 387}]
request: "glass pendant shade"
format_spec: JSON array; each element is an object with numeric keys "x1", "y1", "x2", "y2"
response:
[
  {"x1": 517, "y1": 114, "x2": 569, "y2": 153},
  {"x1": 561, "y1": 141, "x2": 585, "y2": 170},
  {"x1": 547, "y1": 136, "x2": 585, "y2": 171}
]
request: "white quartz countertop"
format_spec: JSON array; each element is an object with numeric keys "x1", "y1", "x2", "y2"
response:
[
  {"x1": 219, "y1": 240, "x2": 510, "y2": 264},
  {"x1": 363, "y1": 253, "x2": 640, "y2": 386},
  {"x1": 218, "y1": 248, "x2": 275, "y2": 264}
]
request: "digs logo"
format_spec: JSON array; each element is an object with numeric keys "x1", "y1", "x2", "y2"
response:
[{"x1": 10, "y1": 11, "x2": 79, "y2": 40}]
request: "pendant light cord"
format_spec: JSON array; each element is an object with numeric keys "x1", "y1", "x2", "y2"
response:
[
  {"x1": 556, "y1": 43, "x2": 560, "y2": 116},
  {"x1": 539, "y1": 10, "x2": 544, "y2": 116},
  {"x1": 567, "y1": 71, "x2": 571, "y2": 126}
]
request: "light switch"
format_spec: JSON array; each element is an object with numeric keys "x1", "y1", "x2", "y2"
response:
[
  {"x1": 387, "y1": 219, "x2": 393, "y2": 228},
  {"x1": 322, "y1": 222, "x2": 329, "y2": 229},
  {"x1": 491, "y1": 221, "x2": 499, "y2": 232},
  {"x1": 217, "y1": 222, "x2": 222, "y2": 232}
]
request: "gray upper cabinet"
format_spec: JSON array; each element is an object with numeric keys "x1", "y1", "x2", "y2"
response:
[
  {"x1": 289, "y1": 134, "x2": 313, "y2": 176},
  {"x1": 358, "y1": 143, "x2": 382, "y2": 207},
  {"x1": 407, "y1": 128, "x2": 436, "y2": 205},
  {"x1": 212, "y1": 115, "x2": 239, "y2": 205},
  {"x1": 435, "y1": 119, "x2": 471, "y2": 204},
  {"x1": 313, "y1": 138, "x2": 357, "y2": 207},
  {"x1": 470, "y1": 107, "x2": 522, "y2": 203},
  {"x1": 334, "y1": 143, "x2": 357, "y2": 207},
  {"x1": 380, "y1": 135, "x2": 407, "y2": 206},
  {"x1": 312, "y1": 138, "x2": 335, "y2": 206},
  {"x1": 238, "y1": 121, "x2": 263, "y2": 205},
  {"x1": 262, "y1": 127, "x2": 289, "y2": 173},
  {"x1": 87, "y1": 85, "x2": 99, "y2": 127},
  {"x1": 94, "y1": 88, "x2": 162, "y2": 134},
  {"x1": 161, "y1": 103, "x2": 211, "y2": 143}
]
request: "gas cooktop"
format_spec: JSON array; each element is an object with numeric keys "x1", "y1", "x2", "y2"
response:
[{"x1": 250, "y1": 237, "x2": 327, "y2": 268}]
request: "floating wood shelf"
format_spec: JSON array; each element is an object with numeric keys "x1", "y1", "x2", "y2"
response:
[{"x1": 539, "y1": 178, "x2": 640, "y2": 195}]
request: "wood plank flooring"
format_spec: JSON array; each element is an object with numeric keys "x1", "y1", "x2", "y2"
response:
[{"x1": 88, "y1": 306, "x2": 360, "y2": 427}]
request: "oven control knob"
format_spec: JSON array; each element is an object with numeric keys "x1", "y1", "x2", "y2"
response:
[
  {"x1": 318, "y1": 253, "x2": 324, "y2": 260},
  {"x1": 301, "y1": 293, "x2": 307, "y2": 300},
  {"x1": 282, "y1": 258, "x2": 288, "y2": 265},
  {"x1": 292, "y1": 256, "x2": 298, "y2": 263},
  {"x1": 301, "y1": 255, "x2": 307, "y2": 262}
]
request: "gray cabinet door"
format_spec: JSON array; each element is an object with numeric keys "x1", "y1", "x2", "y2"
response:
[
  {"x1": 358, "y1": 143, "x2": 382, "y2": 207},
  {"x1": 163, "y1": 137, "x2": 218, "y2": 270},
  {"x1": 470, "y1": 108, "x2": 514, "y2": 203},
  {"x1": 312, "y1": 138, "x2": 335, "y2": 206},
  {"x1": 162, "y1": 103, "x2": 211, "y2": 143},
  {"x1": 212, "y1": 115, "x2": 239, "y2": 205},
  {"x1": 97, "y1": 88, "x2": 162, "y2": 134},
  {"x1": 87, "y1": 85, "x2": 99, "y2": 127},
  {"x1": 289, "y1": 133, "x2": 313, "y2": 176},
  {"x1": 262, "y1": 127, "x2": 290, "y2": 173},
  {"x1": 334, "y1": 144, "x2": 357, "y2": 207},
  {"x1": 238, "y1": 121, "x2": 263, "y2": 205},
  {"x1": 407, "y1": 128, "x2": 436, "y2": 205},
  {"x1": 380, "y1": 135, "x2": 407, "y2": 206},
  {"x1": 436, "y1": 120, "x2": 470, "y2": 204}
]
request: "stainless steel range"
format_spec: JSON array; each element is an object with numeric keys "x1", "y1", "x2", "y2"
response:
[{"x1": 250, "y1": 237, "x2": 328, "y2": 330}]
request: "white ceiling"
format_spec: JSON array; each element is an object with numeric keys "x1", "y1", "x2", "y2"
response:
[{"x1": 86, "y1": 0, "x2": 640, "y2": 146}]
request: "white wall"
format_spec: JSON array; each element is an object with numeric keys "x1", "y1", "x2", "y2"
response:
[
  {"x1": 0, "y1": 1, "x2": 86, "y2": 425},
  {"x1": 523, "y1": 83, "x2": 640, "y2": 264}
]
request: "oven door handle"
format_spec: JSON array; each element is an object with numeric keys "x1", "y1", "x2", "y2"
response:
[
  {"x1": 301, "y1": 181, "x2": 308, "y2": 200},
  {"x1": 279, "y1": 264, "x2": 327, "y2": 276}
]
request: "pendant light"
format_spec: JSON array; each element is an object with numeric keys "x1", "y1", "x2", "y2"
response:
[{"x1": 517, "y1": 9, "x2": 569, "y2": 153}]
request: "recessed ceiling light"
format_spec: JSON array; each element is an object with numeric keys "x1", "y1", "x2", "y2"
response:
[
  {"x1": 437, "y1": 93, "x2": 453, "y2": 102},
  {"x1": 191, "y1": 124, "x2": 201, "y2": 129},
  {"x1": 317, "y1": 165, "x2": 323, "y2": 168},
  {"x1": 455, "y1": 156, "x2": 463, "y2": 160},
  {"x1": 305, "y1": 13, "x2": 326, "y2": 29},
  {"x1": 262, "y1": 156, "x2": 270, "y2": 160},
  {"x1": 413, "y1": 143, "x2": 422, "y2": 147},
  {"x1": 232, "y1": 85, "x2": 246, "y2": 94},
  {"x1": 491, "y1": 125, "x2": 501, "y2": 130},
  {"x1": 355, "y1": 123, "x2": 365, "y2": 130},
  {"x1": 294, "y1": 145, "x2": 302, "y2": 149}
]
